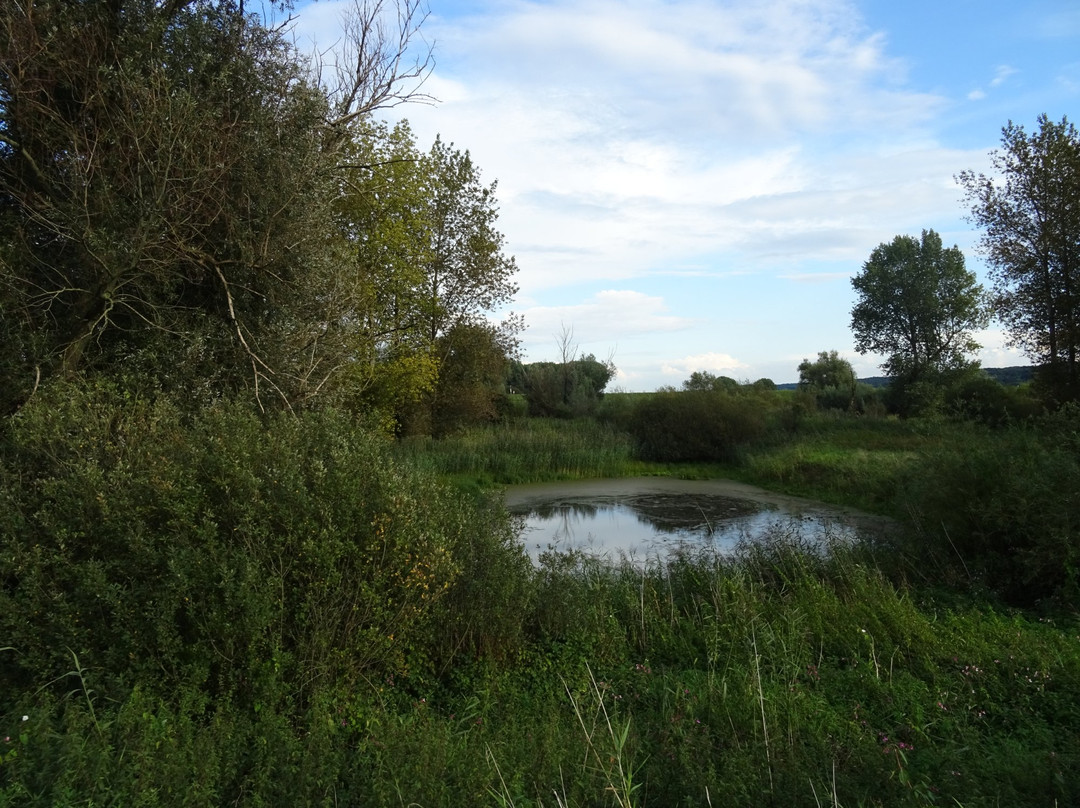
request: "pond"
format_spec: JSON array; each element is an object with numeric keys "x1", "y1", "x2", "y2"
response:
[{"x1": 505, "y1": 477, "x2": 893, "y2": 560}]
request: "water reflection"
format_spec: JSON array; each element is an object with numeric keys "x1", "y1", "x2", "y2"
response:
[{"x1": 505, "y1": 478, "x2": 889, "y2": 560}]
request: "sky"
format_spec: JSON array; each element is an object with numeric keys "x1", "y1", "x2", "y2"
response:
[{"x1": 280, "y1": 0, "x2": 1079, "y2": 389}]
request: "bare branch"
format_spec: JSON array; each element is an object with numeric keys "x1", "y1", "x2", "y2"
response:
[{"x1": 322, "y1": 0, "x2": 436, "y2": 144}]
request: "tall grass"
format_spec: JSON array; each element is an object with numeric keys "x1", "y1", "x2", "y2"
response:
[
  {"x1": 396, "y1": 418, "x2": 637, "y2": 483},
  {"x1": 5, "y1": 535, "x2": 1077, "y2": 806}
]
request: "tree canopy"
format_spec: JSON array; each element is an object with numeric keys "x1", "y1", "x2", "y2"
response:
[
  {"x1": 797, "y1": 350, "x2": 856, "y2": 392},
  {"x1": 958, "y1": 115, "x2": 1080, "y2": 402},
  {"x1": 0, "y1": 0, "x2": 517, "y2": 426},
  {"x1": 850, "y1": 229, "x2": 988, "y2": 387}
]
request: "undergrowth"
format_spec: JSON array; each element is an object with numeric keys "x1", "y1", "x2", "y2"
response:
[
  {"x1": 3, "y1": 388, "x2": 1078, "y2": 805},
  {"x1": 3, "y1": 535, "x2": 1077, "y2": 806}
]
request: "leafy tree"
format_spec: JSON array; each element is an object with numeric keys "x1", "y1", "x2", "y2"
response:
[
  {"x1": 0, "y1": 0, "x2": 434, "y2": 414},
  {"x1": 421, "y1": 137, "x2": 520, "y2": 346},
  {"x1": 958, "y1": 115, "x2": 1080, "y2": 402},
  {"x1": 329, "y1": 120, "x2": 439, "y2": 420},
  {"x1": 628, "y1": 390, "x2": 769, "y2": 462},
  {"x1": 426, "y1": 321, "x2": 514, "y2": 436},
  {"x1": 682, "y1": 371, "x2": 740, "y2": 393},
  {"x1": 331, "y1": 123, "x2": 521, "y2": 428},
  {"x1": 797, "y1": 350, "x2": 858, "y2": 411},
  {"x1": 850, "y1": 229, "x2": 988, "y2": 403},
  {"x1": 798, "y1": 350, "x2": 856, "y2": 391},
  {"x1": 511, "y1": 355, "x2": 616, "y2": 418}
]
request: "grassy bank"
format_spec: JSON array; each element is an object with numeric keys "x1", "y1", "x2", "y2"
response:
[
  {"x1": 4, "y1": 536, "x2": 1077, "y2": 806},
  {"x1": 396, "y1": 417, "x2": 640, "y2": 485}
]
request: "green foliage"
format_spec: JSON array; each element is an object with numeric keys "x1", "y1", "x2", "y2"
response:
[
  {"x1": 0, "y1": 2, "x2": 340, "y2": 411},
  {"x1": 510, "y1": 355, "x2": 617, "y2": 419},
  {"x1": 628, "y1": 390, "x2": 773, "y2": 463},
  {"x1": 397, "y1": 418, "x2": 635, "y2": 484},
  {"x1": 796, "y1": 350, "x2": 882, "y2": 413},
  {"x1": 851, "y1": 230, "x2": 989, "y2": 414},
  {"x1": 5, "y1": 537, "x2": 1078, "y2": 807},
  {"x1": 682, "y1": 371, "x2": 740, "y2": 393},
  {"x1": 895, "y1": 411, "x2": 1080, "y2": 605},
  {"x1": 959, "y1": 115, "x2": 1080, "y2": 403},
  {"x1": 799, "y1": 351, "x2": 857, "y2": 392},
  {"x1": 0, "y1": 381, "x2": 505, "y2": 713},
  {"x1": 0, "y1": 5, "x2": 517, "y2": 424},
  {"x1": 332, "y1": 121, "x2": 522, "y2": 430},
  {"x1": 942, "y1": 370, "x2": 1044, "y2": 426}
]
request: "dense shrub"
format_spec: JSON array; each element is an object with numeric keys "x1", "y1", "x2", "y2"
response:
[
  {"x1": 0, "y1": 381, "x2": 513, "y2": 713},
  {"x1": 627, "y1": 390, "x2": 771, "y2": 462},
  {"x1": 896, "y1": 412, "x2": 1080, "y2": 604},
  {"x1": 943, "y1": 372, "x2": 1043, "y2": 425}
]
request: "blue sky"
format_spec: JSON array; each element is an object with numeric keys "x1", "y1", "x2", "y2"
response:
[{"x1": 284, "y1": 0, "x2": 1079, "y2": 389}]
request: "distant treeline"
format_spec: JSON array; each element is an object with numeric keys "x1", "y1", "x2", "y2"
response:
[{"x1": 776, "y1": 365, "x2": 1035, "y2": 390}]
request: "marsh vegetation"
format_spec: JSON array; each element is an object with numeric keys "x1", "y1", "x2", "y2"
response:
[
  {"x1": 3, "y1": 382, "x2": 1079, "y2": 807},
  {"x1": 2, "y1": 3, "x2": 1079, "y2": 805}
]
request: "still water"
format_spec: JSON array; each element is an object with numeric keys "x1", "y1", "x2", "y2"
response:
[{"x1": 505, "y1": 477, "x2": 891, "y2": 560}]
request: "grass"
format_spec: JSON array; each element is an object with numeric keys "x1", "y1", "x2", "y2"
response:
[
  {"x1": 395, "y1": 407, "x2": 945, "y2": 516},
  {"x1": 4, "y1": 402, "x2": 1078, "y2": 805},
  {"x1": 5, "y1": 535, "x2": 1078, "y2": 806},
  {"x1": 396, "y1": 417, "x2": 639, "y2": 485}
]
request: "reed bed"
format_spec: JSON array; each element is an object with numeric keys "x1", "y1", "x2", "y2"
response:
[{"x1": 397, "y1": 418, "x2": 637, "y2": 483}]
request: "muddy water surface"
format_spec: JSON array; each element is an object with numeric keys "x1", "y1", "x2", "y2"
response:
[{"x1": 505, "y1": 477, "x2": 892, "y2": 560}]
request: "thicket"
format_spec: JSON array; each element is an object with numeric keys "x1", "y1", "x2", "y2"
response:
[
  {"x1": 627, "y1": 389, "x2": 775, "y2": 463},
  {"x1": 0, "y1": 382, "x2": 527, "y2": 716}
]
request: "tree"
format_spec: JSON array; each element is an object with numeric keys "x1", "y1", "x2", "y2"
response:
[
  {"x1": 682, "y1": 371, "x2": 740, "y2": 393},
  {"x1": 421, "y1": 137, "x2": 519, "y2": 346},
  {"x1": 958, "y1": 115, "x2": 1080, "y2": 402},
  {"x1": 511, "y1": 329, "x2": 617, "y2": 419},
  {"x1": 427, "y1": 320, "x2": 514, "y2": 436},
  {"x1": 330, "y1": 122, "x2": 521, "y2": 428},
  {"x1": 798, "y1": 350, "x2": 856, "y2": 391},
  {"x1": 0, "y1": 0, "x2": 436, "y2": 414},
  {"x1": 850, "y1": 230, "x2": 988, "y2": 390}
]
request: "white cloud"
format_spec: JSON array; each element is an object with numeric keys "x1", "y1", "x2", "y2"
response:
[
  {"x1": 285, "y1": 0, "x2": 1028, "y2": 389},
  {"x1": 661, "y1": 352, "x2": 749, "y2": 377},
  {"x1": 990, "y1": 65, "x2": 1017, "y2": 87},
  {"x1": 967, "y1": 64, "x2": 1017, "y2": 102},
  {"x1": 973, "y1": 327, "x2": 1030, "y2": 368},
  {"x1": 518, "y1": 290, "x2": 693, "y2": 359},
  {"x1": 290, "y1": 1, "x2": 963, "y2": 298}
]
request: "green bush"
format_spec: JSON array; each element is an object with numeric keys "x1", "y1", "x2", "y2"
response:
[
  {"x1": 944, "y1": 372, "x2": 1043, "y2": 425},
  {"x1": 0, "y1": 381, "x2": 501, "y2": 712},
  {"x1": 627, "y1": 390, "x2": 771, "y2": 462},
  {"x1": 896, "y1": 414, "x2": 1080, "y2": 604}
]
